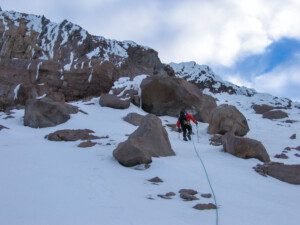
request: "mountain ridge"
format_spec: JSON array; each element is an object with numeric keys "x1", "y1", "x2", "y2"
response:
[{"x1": 0, "y1": 9, "x2": 294, "y2": 111}]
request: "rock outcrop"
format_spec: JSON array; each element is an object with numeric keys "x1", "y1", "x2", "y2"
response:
[
  {"x1": 254, "y1": 162, "x2": 300, "y2": 184},
  {"x1": 208, "y1": 104, "x2": 249, "y2": 136},
  {"x1": 113, "y1": 114, "x2": 175, "y2": 167},
  {"x1": 222, "y1": 132, "x2": 270, "y2": 162},
  {"x1": 0, "y1": 10, "x2": 169, "y2": 111},
  {"x1": 140, "y1": 76, "x2": 217, "y2": 122},
  {"x1": 24, "y1": 97, "x2": 78, "y2": 128}
]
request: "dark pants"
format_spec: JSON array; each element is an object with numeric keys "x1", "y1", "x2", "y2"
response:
[{"x1": 182, "y1": 124, "x2": 192, "y2": 138}]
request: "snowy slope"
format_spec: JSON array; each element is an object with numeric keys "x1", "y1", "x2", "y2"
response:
[{"x1": 0, "y1": 91, "x2": 300, "y2": 225}]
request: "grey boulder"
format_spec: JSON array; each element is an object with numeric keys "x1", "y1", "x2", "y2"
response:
[
  {"x1": 208, "y1": 104, "x2": 249, "y2": 136},
  {"x1": 113, "y1": 114, "x2": 175, "y2": 167},
  {"x1": 140, "y1": 76, "x2": 217, "y2": 122},
  {"x1": 24, "y1": 97, "x2": 78, "y2": 128},
  {"x1": 222, "y1": 132, "x2": 270, "y2": 162}
]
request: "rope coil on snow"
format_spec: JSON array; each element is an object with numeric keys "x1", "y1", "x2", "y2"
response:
[{"x1": 192, "y1": 126, "x2": 219, "y2": 225}]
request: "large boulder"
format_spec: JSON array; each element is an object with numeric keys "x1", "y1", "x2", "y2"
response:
[
  {"x1": 24, "y1": 97, "x2": 78, "y2": 128},
  {"x1": 222, "y1": 132, "x2": 270, "y2": 162},
  {"x1": 254, "y1": 162, "x2": 300, "y2": 184},
  {"x1": 99, "y1": 93, "x2": 130, "y2": 109},
  {"x1": 263, "y1": 110, "x2": 288, "y2": 120},
  {"x1": 208, "y1": 104, "x2": 249, "y2": 136},
  {"x1": 140, "y1": 76, "x2": 217, "y2": 122},
  {"x1": 123, "y1": 112, "x2": 144, "y2": 126},
  {"x1": 113, "y1": 114, "x2": 175, "y2": 167}
]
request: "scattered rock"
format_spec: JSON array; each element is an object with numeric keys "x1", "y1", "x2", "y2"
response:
[
  {"x1": 166, "y1": 124, "x2": 178, "y2": 132},
  {"x1": 290, "y1": 134, "x2": 296, "y2": 139},
  {"x1": 252, "y1": 104, "x2": 275, "y2": 114},
  {"x1": 284, "y1": 120, "x2": 298, "y2": 123},
  {"x1": 295, "y1": 146, "x2": 300, "y2": 151},
  {"x1": 0, "y1": 125, "x2": 9, "y2": 131},
  {"x1": 165, "y1": 192, "x2": 176, "y2": 197},
  {"x1": 254, "y1": 162, "x2": 300, "y2": 184},
  {"x1": 99, "y1": 94, "x2": 130, "y2": 109},
  {"x1": 295, "y1": 153, "x2": 300, "y2": 157},
  {"x1": 193, "y1": 203, "x2": 217, "y2": 210},
  {"x1": 179, "y1": 189, "x2": 198, "y2": 195},
  {"x1": 79, "y1": 109, "x2": 88, "y2": 115},
  {"x1": 24, "y1": 98, "x2": 78, "y2": 128},
  {"x1": 201, "y1": 193, "x2": 212, "y2": 198},
  {"x1": 222, "y1": 132, "x2": 270, "y2": 162},
  {"x1": 284, "y1": 147, "x2": 291, "y2": 151},
  {"x1": 208, "y1": 104, "x2": 249, "y2": 136},
  {"x1": 4, "y1": 115, "x2": 14, "y2": 119},
  {"x1": 113, "y1": 114, "x2": 175, "y2": 167},
  {"x1": 78, "y1": 141, "x2": 97, "y2": 148},
  {"x1": 45, "y1": 129, "x2": 100, "y2": 141},
  {"x1": 148, "y1": 177, "x2": 163, "y2": 183},
  {"x1": 123, "y1": 112, "x2": 144, "y2": 126},
  {"x1": 209, "y1": 135, "x2": 223, "y2": 146},
  {"x1": 157, "y1": 194, "x2": 172, "y2": 199},
  {"x1": 274, "y1": 153, "x2": 288, "y2": 159},
  {"x1": 140, "y1": 76, "x2": 217, "y2": 123},
  {"x1": 263, "y1": 110, "x2": 288, "y2": 120},
  {"x1": 180, "y1": 193, "x2": 199, "y2": 201},
  {"x1": 157, "y1": 192, "x2": 175, "y2": 199}
]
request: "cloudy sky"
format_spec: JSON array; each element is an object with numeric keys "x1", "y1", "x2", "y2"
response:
[{"x1": 2, "y1": 0, "x2": 300, "y2": 101}]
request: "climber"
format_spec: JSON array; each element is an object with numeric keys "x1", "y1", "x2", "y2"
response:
[{"x1": 177, "y1": 109, "x2": 198, "y2": 141}]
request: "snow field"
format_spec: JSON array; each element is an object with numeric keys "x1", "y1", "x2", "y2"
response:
[{"x1": 0, "y1": 96, "x2": 299, "y2": 225}]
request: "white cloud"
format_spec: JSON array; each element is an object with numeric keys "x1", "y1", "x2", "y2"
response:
[
  {"x1": 3, "y1": 0, "x2": 300, "y2": 66},
  {"x1": 225, "y1": 62, "x2": 300, "y2": 101}
]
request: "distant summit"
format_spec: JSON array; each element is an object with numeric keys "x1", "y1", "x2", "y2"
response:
[{"x1": 169, "y1": 61, "x2": 257, "y2": 97}]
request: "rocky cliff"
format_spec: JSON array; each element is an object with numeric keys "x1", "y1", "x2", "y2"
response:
[{"x1": 0, "y1": 10, "x2": 169, "y2": 110}]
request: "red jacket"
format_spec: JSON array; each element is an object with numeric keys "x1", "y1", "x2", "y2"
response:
[{"x1": 177, "y1": 112, "x2": 197, "y2": 128}]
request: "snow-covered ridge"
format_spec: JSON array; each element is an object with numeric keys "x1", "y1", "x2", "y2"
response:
[
  {"x1": 0, "y1": 10, "x2": 150, "y2": 68},
  {"x1": 169, "y1": 61, "x2": 257, "y2": 96}
]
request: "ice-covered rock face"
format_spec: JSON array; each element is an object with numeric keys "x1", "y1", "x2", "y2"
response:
[
  {"x1": 0, "y1": 10, "x2": 141, "y2": 66},
  {"x1": 0, "y1": 10, "x2": 168, "y2": 110}
]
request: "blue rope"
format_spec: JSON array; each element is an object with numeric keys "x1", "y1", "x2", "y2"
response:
[{"x1": 192, "y1": 127, "x2": 219, "y2": 225}]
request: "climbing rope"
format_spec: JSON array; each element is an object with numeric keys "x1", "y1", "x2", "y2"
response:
[{"x1": 192, "y1": 126, "x2": 219, "y2": 225}]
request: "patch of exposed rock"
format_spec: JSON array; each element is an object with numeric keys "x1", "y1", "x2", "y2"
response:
[
  {"x1": 78, "y1": 141, "x2": 97, "y2": 148},
  {"x1": 263, "y1": 110, "x2": 288, "y2": 120},
  {"x1": 123, "y1": 113, "x2": 144, "y2": 126},
  {"x1": 193, "y1": 203, "x2": 217, "y2": 210},
  {"x1": 24, "y1": 97, "x2": 78, "y2": 128},
  {"x1": 99, "y1": 93, "x2": 130, "y2": 109},
  {"x1": 148, "y1": 177, "x2": 163, "y2": 183},
  {"x1": 274, "y1": 153, "x2": 288, "y2": 159},
  {"x1": 45, "y1": 129, "x2": 100, "y2": 141},
  {"x1": 222, "y1": 132, "x2": 270, "y2": 162},
  {"x1": 0, "y1": 125, "x2": 9, "y2": 131},
  {"x1": 113, "y1": 114, "x2": 175, "y2": 167},
  {"x1": 140, "y1": 76, "x2": 217, "y2": 122},
  {"x1": 208, "y1": 104, "x2": 249, "y2": 136},
  {"x1": 254, "y1": 162, "x2": 300, "y2": 184}
]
